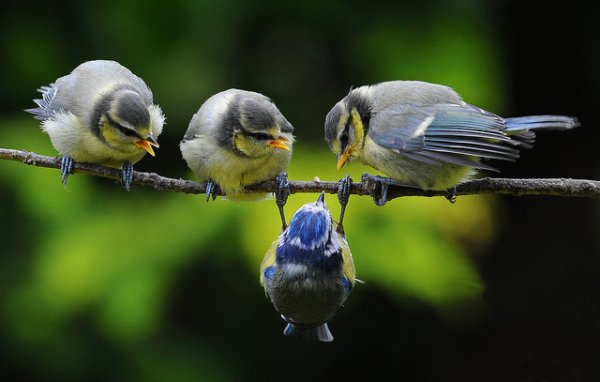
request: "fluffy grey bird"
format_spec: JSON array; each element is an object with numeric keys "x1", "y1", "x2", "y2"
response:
[
  {"x1": 325, "y1": 80, "x2": 579, "y2": 204},
  {"x1": 180, "y1": 89, "x2": 294, "y2": 219},
  {"x1": 27, "y1": 60, "x2": 164, "y2": 190}
]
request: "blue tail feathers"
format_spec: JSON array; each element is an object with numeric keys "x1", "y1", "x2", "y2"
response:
[
  {"x1": 283, "y1": 323, "x2": 334, "y2": 342},
  {"x1": 505, "y1": 115, "x2": 579, "y2": 132},
  {"x1": 504, "y1": 115, "x2": 579, "y2": 148}
]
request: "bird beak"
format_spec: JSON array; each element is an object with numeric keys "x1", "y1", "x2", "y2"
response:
[
  {"x1": 336, "y1": 148, "x2": 352, "y2": 170},
  {"x1": 316, "y1": 191, "x2": 326, "y2": 206},
  {"x1": 134, "y1": 134, "x2": 160, "y2": 157},
  {"x1": 268, "y1": 136, "x2": 290, "y2": 151}
]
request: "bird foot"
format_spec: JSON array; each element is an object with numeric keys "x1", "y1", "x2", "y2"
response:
[
  {"x1": 121, "y1": 162, "x2": 134, "y2": 191},
  {"x1": 60, "y1": 156, "x2": 74, "y2": 187},
  {"x1": 360, "y1": 173, "x2": 404, "y2": 206},
  {"x1": 205, "y1": 180, "x2": 218, "y2": 202},
  {"x1": 337, "y1": 175, "x2": 352, "y2": 231},
  {"x1": 275, "y1": 172, "x2": 290, "y2": 229},
  {"x1": 445, "y1": 186, "x2": 457, "y2": 204}
]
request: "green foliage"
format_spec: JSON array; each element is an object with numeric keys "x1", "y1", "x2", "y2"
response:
[{"x1": 351, "y1": 3, "x2": 504, "y2": 108}]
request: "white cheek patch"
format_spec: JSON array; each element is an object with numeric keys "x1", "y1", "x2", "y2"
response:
[{"x1": 323, "y1": 233, "x2": 341, "y2": 257}]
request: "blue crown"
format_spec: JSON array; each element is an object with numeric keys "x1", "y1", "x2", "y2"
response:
[{"x1": 276, "y1": 194, "x2": 343, "y2": 273}]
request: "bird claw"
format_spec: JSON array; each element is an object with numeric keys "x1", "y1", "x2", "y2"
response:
[
  {"x1": 360, "y1": 173, "x2": 401, "y2": 206},
  {"x1": 60, "y1": 156, "x2": 74, "y2": 187},
  {"x1": 275, "y1": 172, "x2": 290, "y2": 229},
  {"x1": 445, "y1": 186, "x2": 457, "y2": 204},
  {"x1": 337, "y1": 175, "x2": 352, "y2": 230},
  {"x1": 205, "y1": 180, "x2": 218, "y2": 202},
  {"x1": 121, "y1": 162, "x2": 134, "y2": 191}
]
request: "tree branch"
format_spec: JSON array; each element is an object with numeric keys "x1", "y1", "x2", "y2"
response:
[{"x1": 1, "y1": 148, "x2": 599, "y2": 202}]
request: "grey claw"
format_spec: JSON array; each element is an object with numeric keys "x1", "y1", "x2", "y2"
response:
[
  {"x1": 60, "y1": 156, "x2": 74, "y2": 187},
  {"x1": 206, "y1": 180, "x2": 218, "y2": 202},
  {"x1": 361, "y1": 173, "x2": 391, "y2": 206},
  {"x1": 121, "y1": 162, "x2": 134, "y2": 191},
  {"x1": 375, "y1": 183, "x2": 388, "y2": 207},
  {"x1": 275, "y1": 172, "x2": 290, "y2": 229},
  {"x1": 445, "y1": 186, "x2": 457, "y2": 204},
  {"x1": 337, "y1": 175, "x2": 352, "y2": 227}
]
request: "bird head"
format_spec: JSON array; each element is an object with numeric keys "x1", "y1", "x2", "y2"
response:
[
  {"x1": 277, "y1": 192, "x2": 342, "y2": 272},
  {"x1": 98, "y1": 88, "x2": 161, "y2": 156},
  {"x1": 231, "y1": 93, "x2": 294, "y2": 158},
  {"x1": 324, "y1": 88, "x2": 371, "y2": 169}
]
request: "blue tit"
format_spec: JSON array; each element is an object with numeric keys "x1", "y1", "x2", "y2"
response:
[
  {"x1": 260, "y1": 192, "x2": 356, "y2": 342},
  {"x1": 26, "y1": 60, "x2": 164, "y2": 190},
  {"x1": 324, "y1": 80, "x2": 579, "y2": 204},
  {"x1": 180, "y1": 89, "x2": 294, "y2": 203}
]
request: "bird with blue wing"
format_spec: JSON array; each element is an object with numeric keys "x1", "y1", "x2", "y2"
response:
[
  {"x1": 324, "y1": 80, "x2": 580, "y2": 205},
  {"x1": 260, "y1": 184, "x2": 355, "y2": 342},
  {"x1": 26, "y1": 60, "x2": 164, "y2": 190}
]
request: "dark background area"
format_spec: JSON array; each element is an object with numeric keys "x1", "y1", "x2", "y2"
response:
[{"x1": 0, "y1": 1, "x2": 598, "y2": 381}]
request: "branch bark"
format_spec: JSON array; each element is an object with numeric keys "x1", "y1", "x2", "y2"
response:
[{"x1": 2, "y1": 148, "x2": 599, "y2": 202}]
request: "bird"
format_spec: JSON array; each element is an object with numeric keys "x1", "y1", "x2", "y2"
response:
[
  {"x1": 26, "y1": 60, "x2": 164, "y2": 190},
  {"x1": 260, "y1": 189, "x2": 356, "y2": 342},
  {"x1": 180, "y1": 88, "x2": 294, "y2": 223},
  {"x1": 324, "y1": 80, "x2": 579, "y2": 205}
]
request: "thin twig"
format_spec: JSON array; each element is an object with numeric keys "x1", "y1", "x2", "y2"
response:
[{"x1": 1, "y1": 148, "x2": 599, "y2": 201}]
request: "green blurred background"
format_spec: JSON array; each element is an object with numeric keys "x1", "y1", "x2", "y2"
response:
[{"x1": 1, "y1": 0, "x2": 599, "y2": 381}]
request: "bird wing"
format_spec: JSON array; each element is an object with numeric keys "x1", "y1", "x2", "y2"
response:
[
  {"x1": 260, "y1": 239, "x2": 279, "y2": 289},
  {"x1": 368, "y1": 103, "x2": 523, "y2": 170},
  {"x1": 339, "y1": 236, "x2": 355, "y2": 291}
]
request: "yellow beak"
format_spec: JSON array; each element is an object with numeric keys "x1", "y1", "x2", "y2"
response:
[
  {"x1": 268, "y1": 136, "x2": 290, "y2": 151},
  {"x1": 134, "y1": 135, "x2": 159, "y2": 157},
  {"x1": 336, "y1": 148, "x2": 352, "y2": 169}
]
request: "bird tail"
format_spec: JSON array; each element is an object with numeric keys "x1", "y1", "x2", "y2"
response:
[
  {"x1": 504, "y1": 115, "x2": 580, "y2": 148},
  {"x1": 283, "y1": 323, "x2": 334, "y2": 343},
  {"x1": 24, "y1": 85, "x2": 57, "y2": 121}
]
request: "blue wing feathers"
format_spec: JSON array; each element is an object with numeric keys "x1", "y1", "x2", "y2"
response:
[
  {"x1": 409, "y1": 151, "x2": 500, "y2": 171},
  {"x1": 425, "y1": 142, "x2": 520, "y2": 161},
  {"x1": 424, "y1": 129, "x2": 512, "y2": 142},
  {"x1": 341, "y1": 277, "x2": 353, "y2": 294},
  {"x1": 263, "y1": 266, "x2": 276, "y2": 284},
  {"x1": 369, "y1": 103, "x2": 576, "y2": 168},
  {"x1": 426, "y1": 138, "x2": 520, "y2": 154}
]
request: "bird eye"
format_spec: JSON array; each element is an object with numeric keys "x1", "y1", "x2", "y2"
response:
[
  {"x1": 340, "y1": 132, "x2": 348, "y2": 145},
  {"x1": 247, "y1": 131, "x2": 273, "y2": 141},
  {"x1": 104, "y1": 113, "x2": 142, "y2": 139},
  {"x1": 340, "y1": 125, "x2": 350, "y2": 150},
  {"x1": 116, "y1": 123, "x2": 141, "y2": 138},
  {"x1": 121, "y1": 127, "x2": 139, "y2": 137}
]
